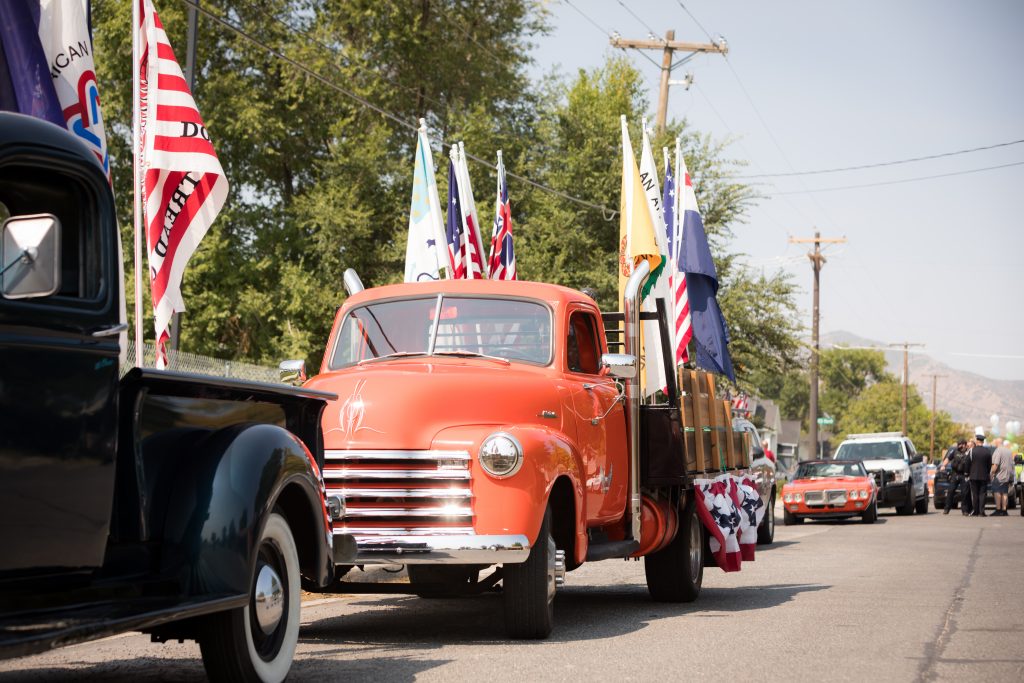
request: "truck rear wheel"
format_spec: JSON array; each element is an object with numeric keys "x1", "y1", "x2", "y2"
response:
[
  {"x1": 915, "y1": 490, "x2": 929, "y2": 514},
  {"x1": 644, "y1": 501, "x2": 703, "y2": 602},
  {"x1": 407, "y1": 565, "x2": 480, "y2": 598},
  {"x1": 199, "y1": 511, "x2": 300, "y2": 683},
  {"x1": 503, "y1": 507, "x2": 555, "y2": 639},
  {"x1": 756, "y1": 490, "x2": 775, "y2": 545}
]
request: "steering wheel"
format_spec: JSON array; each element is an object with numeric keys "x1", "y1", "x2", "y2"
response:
[{"x1": 491, "y1": 346, "x2": 533, "y2": 361}]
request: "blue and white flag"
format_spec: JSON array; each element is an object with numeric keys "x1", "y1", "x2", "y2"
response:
[
  {"x1": 678, "y1": 156, "x2": 735, "y2": 382},
  {"x1": 0, "y1": 0, "x2": 111, "y2": 180},
  {"x1": 404, "y1": 121, "x2": 450, "y2": 282}
]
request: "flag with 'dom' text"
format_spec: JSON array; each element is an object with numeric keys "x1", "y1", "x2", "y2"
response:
[{"x1": 138, "y1": 0, "x2": 228, "y2": 368}]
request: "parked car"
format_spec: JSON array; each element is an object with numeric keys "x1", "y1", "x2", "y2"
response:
[
  {"x1": 732, "y1": 417, "x2": 777, "y2": 544},
  {"x1": 781, "y1": 460, "x2": 878, "y2": 524},
  {"x1": 833, "y1": 432, "x2": 929, "y2": 515},
  {"x1": 934, "y1": 466, "x2": 1017, "y2": 511}
]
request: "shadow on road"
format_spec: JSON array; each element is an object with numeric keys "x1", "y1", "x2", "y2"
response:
[{"x1": 299, "y1": 581, "x2": 830, "y2": 647}]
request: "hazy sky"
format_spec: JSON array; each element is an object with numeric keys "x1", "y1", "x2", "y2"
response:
[{"x1": 530, "y1": 0, "x2": 1024, "y2": 380}]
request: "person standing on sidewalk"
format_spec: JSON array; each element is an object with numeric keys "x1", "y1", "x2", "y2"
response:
[
  {"x1": 968, "y1": 433, "x2": 993, "y2": 517},
  {"x1": 941, "y1": 440, "x2": 972, "y2": 515},
  {"x1": 990, "y1": 439, "x2": 1015, "y2": 516}
]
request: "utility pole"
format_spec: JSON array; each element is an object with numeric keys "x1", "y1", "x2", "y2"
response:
[
  {"x1": 610, "y1": 30, "x2": 727, "y2": 132},
  {"x1": 889, "y1": 342, "x2": 925, "y2": 436},
  {"x1": 928, "y1": 374, "x2": 947, "y2": 461},
  {"x1": 790, "y1": 232, "x2": 846, "y2": 458}
]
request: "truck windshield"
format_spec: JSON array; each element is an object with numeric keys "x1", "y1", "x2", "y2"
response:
[
  {"x1": 796, "y1": 462, "x2": 866, "y2": 479},
  {"x1": 329, "y1": 295, "x2": 551, "y2": 368},
  {"x1": 835, "y1": 441, "x2": 904, "y2": 461}
]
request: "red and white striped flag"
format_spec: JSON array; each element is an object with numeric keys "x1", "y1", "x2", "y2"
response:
[
  {"x1": 454, "y1": 142, "x2": 486, "y2": 279},
  {"x1": 487, "y1": 150, "x2": 516, "y2": 280},
  {"x1": 137, "y1": 0, "x2": 228, "y2": 368},
  {"x1": 667, "y1": 140, "x2": 693, "y2": 365}
]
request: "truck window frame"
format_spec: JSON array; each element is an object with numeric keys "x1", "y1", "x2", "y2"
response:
[
  {"x1": 566, "y1": 309, "x2": 601, "y2": 375},
  {"x1": 0, "y1": 154, "x2": 114, "y2": 319}
]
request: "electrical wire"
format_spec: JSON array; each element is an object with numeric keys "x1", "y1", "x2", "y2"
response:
[
  {"x1": 674, "y1": 0, "x2": 714, "y2": 42},
  {"x1": 770, "y1": 160, "x2": 1024, "y2": 195},
  {"x1": 734, "y1": 138, "x2": 1024, "y2": 178},
  {"x1": 615, "y1": 0, "x2": 663, "y2": 41},
  {"x1": 176, "y1": 0, "x2": 617, "y2": 218}
]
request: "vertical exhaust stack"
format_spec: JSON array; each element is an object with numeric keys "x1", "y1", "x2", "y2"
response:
[
  {"x1": 622, "y1": 259, "x2": 651, "y2": 542},
  {"x1": 343, "y1": 268, "x2": 365, "y2": 296}
]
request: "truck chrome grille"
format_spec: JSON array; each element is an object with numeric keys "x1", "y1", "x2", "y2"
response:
[{"x1": 324, "y1": 449, "x2": 474, "y2": 538}]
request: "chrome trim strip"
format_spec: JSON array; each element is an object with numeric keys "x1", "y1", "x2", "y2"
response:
[
  {"x1": 324, "y1": 449, "x2": 471, "y2": 461},
  {"x1": 333, "y1": 532, "x2": 531, "y2": 565},
  {"x1": 342, "y1": 506, "x2": 473, "y2": 518},
  {"x1": 323, "y1": 469, "x2": 471, "y2": 481},
  {"x1": 327, "y1": 487, "x2": 473, "y2": 499},
  {"x1": 337, "y1": 526, "x2": 475, "y2": 536}
]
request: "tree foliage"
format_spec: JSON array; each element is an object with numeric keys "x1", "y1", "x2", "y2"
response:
[
  {"x1": 91, "y1": 1, "x2": 801, "y2": 382},
  {"x1": 836, "y1": 382, "x2": 968, "y2": 459}
]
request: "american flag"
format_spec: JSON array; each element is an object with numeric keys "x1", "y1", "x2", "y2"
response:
[
  {"x1": 444, "y1": 157, "x2": 467, "y2": 279},
  {"x1": 664, "y1": 143, "x2": 692, "y2": 365},
  {"x1": 455, "y1": 143, "x2": 486, "y2": 279},
  {"x1": 487, "y1": 150, "x2": 516, "y2": 280},
  {"x1": 137, "y1": 0, "x2": 228, "y2": 368}
]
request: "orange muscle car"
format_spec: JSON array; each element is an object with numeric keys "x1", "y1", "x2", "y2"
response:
[{"x1": 782, "y1": 459, "x2": 878, "y2": 524}]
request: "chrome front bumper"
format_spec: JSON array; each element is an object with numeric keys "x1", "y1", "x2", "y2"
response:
[{"x1": 334, "y1": 533, "x2": 531, "y2": 565}]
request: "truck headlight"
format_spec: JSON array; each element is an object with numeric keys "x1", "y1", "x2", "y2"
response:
[
  {"x1": 479, "y1": 432, "x2": 523, "y2": 478},
  {"x1": 890, "y1": 469, "x2": 909, "y2": 483}
]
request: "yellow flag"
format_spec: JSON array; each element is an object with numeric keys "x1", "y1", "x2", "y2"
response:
[{"x1": 618, "y1": 116, "x2": 662, "y2": 305}]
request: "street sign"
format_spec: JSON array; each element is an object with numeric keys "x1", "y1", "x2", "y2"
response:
[{"x1": 817, "y1": 416, "x2": 834, "y2": 426}]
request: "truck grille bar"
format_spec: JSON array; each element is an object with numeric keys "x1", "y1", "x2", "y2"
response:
[{"x1": 324, "y1": 449, "x2": 475, "y2": 539}]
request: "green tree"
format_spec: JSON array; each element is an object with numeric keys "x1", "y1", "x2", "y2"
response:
[{"x1": 836, "y1": 382, "x2": 968, "y2": 459}]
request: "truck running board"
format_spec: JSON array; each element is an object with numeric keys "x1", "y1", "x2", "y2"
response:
[{"x1": 585, "y1": 540, "x2": 640, "y2": 562}]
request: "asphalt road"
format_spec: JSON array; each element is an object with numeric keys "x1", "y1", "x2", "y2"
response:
[{"x1": 2, "y1": 502, "x2": 1022, "y2": 682}]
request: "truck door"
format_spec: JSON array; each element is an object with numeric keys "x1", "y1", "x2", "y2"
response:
[
  {"x1": 905, "y1": 439, "x2": 926, "y2": 498},
  {"x1": 0, "y1": 148, "x2": 120, "y2": 573},
  {"x1": 565, "y1": 309, "x2": 627, "y2": 523}
]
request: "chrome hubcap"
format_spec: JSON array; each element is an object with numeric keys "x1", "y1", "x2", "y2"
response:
[
  {"x1": 546, "y1": 535, "x2": 560, "y2": 604},
  {"x1": 553, "y1": 549, "x2": 566, "y2": 587},
  {"x1": 254, "y1": 564, "x2": 284, "y2": 635}
]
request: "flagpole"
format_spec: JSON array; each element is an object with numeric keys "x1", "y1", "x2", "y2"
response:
[{"x1": 132, "y1": 0, "x2": 144, "y2": 368}]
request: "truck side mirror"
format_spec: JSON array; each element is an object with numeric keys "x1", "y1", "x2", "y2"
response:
[
  {"x1": 279, "y1": 359, "x2": 307, "y2": 385},
  {"x1": 910, "y1": 455, "x2": 923, "y2": 465},
  {"x1": 1, "y1": 214, "x2": 60, "y2": 299},
  {"x1": 600, "y1": 353, "x2": 636, "y2": 379}
]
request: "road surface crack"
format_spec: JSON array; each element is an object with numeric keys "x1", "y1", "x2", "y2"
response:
[{"x1": 916, "y1": 527, "x2": 983, "y2": 682}]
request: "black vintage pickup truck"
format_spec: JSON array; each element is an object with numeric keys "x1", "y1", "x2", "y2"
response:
[{"x1": 0, "y1": 112, "x2": 343, "y2": 681}]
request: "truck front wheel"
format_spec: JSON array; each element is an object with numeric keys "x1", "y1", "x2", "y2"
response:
[
  {"x1": 503, "y1": 506, "x2": 556, "y2": 639},
  {"x1": 199, "y1": 511, "x2": 300, "y2": 683},
  {"x1": 644, "y1": 501, "x2": 703, "y2": 602}
]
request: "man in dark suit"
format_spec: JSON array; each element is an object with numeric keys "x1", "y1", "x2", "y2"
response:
[{"x1": 968, "y1": 434, "x2": 993, "y2": 517}]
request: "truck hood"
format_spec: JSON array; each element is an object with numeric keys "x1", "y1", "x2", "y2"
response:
[
  {"x1": 858, "y1": 459, "x2": 909, "y2": 473},
  {"x1": 305, "y1": 359, "x2": 566, "y2": 450}
]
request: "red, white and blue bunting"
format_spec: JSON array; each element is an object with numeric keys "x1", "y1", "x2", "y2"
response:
[{"x1": 693, "y1": 474, "x2": 765, "y2": 572}]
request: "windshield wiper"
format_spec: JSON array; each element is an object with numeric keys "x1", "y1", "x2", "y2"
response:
[
  {"x1": 433, "y1": 350, "x2": 511, "y2": 365},
  {"x1": 358, "y1": 351, "x2": 429, "y2": 365}
]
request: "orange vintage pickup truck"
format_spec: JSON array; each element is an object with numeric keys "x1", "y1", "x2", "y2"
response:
[{"x1": 287, "y1": 262, "x2": 771, "y2": 638}]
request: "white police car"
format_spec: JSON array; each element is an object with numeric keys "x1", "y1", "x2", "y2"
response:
[{"x1": 833, "y1": 432, "x2": 929, "y2": 515}]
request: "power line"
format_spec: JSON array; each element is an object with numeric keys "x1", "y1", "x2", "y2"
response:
[
  {"x1": 615, "y1": 0, "x2": 662, "y2": 40},
  {"x1": 178, "y1": 0, "x2": 617, "y2": 218},
  {"x1": 561, "y1": 0, "x2": 614, "y2": 38},
  {"x1": 674, "y1": 0, "x2": 714, "y2": 42},
  {"x1": 771, "y1": 160, "x2": 1024, "y2": 195},
  {"x1": 734, "y1": 138, "x2": 1024, "y2": 178}
]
